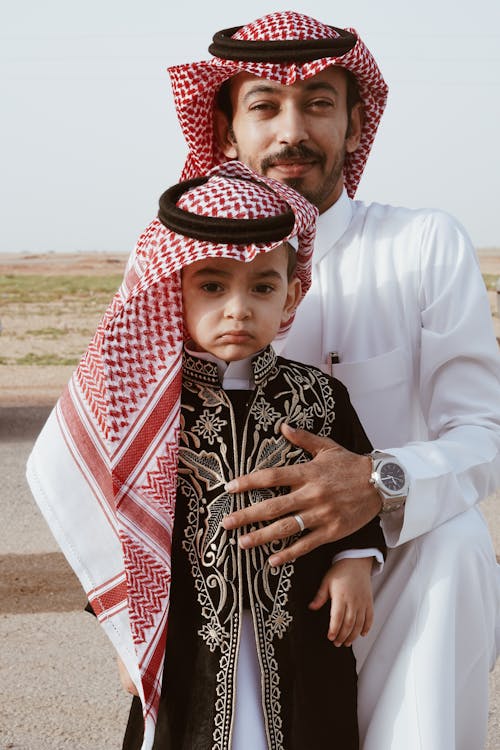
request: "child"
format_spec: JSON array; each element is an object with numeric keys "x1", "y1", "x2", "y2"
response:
[{"x1": 27, "y1": 162, "x2": 384, "y2": 750}]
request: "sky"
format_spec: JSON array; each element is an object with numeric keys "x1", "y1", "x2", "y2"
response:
[{"x1": 1, "y1": 0, "x2": 499, "y2": 253}]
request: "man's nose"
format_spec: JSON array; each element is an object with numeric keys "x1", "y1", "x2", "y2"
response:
[{"x1": 276, "y1": 105, "x2": 308, "y2": 145}]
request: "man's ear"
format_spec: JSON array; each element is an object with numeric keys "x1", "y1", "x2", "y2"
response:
[
  {"x1": 214, "y1": 109, "x2": 238, "y2": 159},
  {"x1": 346, "y1": 102, "x2": 364, "y2": 154},
  {"x1": 282, "y1": 277, "x2": 302, "y2": 324}
]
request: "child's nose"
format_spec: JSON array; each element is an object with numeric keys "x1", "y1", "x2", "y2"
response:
[{"x1": 224, "y1": 294, "x2": 251, "y2": 320}]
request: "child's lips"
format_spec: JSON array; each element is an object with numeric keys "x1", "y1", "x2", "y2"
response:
[{"x1": 219, "y1": 331, "x2": 252, "y2": 343}]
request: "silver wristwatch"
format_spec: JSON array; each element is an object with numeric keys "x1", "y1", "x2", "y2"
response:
[{"x1": 369, "y1": 451, "x2": 409, "y2": 514}]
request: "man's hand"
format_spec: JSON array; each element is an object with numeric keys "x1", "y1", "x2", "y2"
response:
[{"x1": 221, "y1": 423, "x2": 382, "y2": 566}]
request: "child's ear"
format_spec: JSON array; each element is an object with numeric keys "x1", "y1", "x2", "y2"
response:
[
  {"x1": 282, "y1": 277, "x2": 302, "y2": 324},
  {"x1": 214, "y1": 109, "x2": 238, "y2": 159}
]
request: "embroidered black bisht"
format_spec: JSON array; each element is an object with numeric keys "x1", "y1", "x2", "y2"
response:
[{"x1": 123, "y1": 346, "x2": 385, "y2": 750}]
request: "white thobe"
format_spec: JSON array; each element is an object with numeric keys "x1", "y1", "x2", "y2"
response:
[{"x1": 276, "y1": 191, "x2": 500, "y2": 750}]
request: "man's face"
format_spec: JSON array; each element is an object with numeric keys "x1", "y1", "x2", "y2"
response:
[
  {"x1": 182, "y1": 244, "x2": 301, "y2": 362},
  {"x1": 216, "y1": 67, "x2": 362, "y2": 213}
]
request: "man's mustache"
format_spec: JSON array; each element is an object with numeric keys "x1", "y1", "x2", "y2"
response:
[{"x1": 260, "y1": 145, "x2": 325, "y2": 172}]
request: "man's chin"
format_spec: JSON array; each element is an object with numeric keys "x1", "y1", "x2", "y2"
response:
[
  {"x1": 278, "y1": 174, "x2": 343, "y2": 211},
  {"x1": 280, "y1": 177, "x2": 323, "y2": 207},
  {"x1": 275, "y1": 174, "x2": 308, "y2": 196}
]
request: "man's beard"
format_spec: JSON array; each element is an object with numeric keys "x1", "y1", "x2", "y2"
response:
[{"x1": 259, "y1": 143, "x2": 346, "y2": 208}]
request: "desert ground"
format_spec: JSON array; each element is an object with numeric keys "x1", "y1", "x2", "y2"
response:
[{"x1": 0, "y1": 250, "x2": 499, "y2": 748}]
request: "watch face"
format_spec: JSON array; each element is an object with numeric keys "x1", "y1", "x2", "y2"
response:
[{"x1": 379, "y1": 461, "x2": 406, "y2": 492}]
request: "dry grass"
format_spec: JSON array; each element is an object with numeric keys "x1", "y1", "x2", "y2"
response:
[{"x1": 0, "y1": 272, "x2": 122, "y2": 366}]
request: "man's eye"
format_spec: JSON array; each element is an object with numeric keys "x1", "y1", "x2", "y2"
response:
[
  {"x1": 249, "y1": 102, "x2": 276, "y2": 113},
  {"x1": 201, "y1": 282, "x2": 223, "y2": 293},
  {"x1": 308, "y1": 99, "x2": 334, "y2": 110}
]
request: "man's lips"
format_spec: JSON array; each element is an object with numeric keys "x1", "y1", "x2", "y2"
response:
[
  {"x1": 261, "y1": 145, "x2": 323, "y2": 177},
  {"x1": 267, "y1": 160, "x2": 316, "y2": 178}
]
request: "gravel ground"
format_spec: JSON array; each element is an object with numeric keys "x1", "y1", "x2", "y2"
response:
[{"x1": 0, "y1": 408, "x2": 130, "y2": 750}]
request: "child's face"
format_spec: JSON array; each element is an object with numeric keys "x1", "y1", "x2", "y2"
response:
[{"x1": 182, "y1": 243, "x2": 301, "y2": 362}]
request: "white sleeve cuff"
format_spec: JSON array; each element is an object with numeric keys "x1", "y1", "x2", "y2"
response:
[{"x1": 332, "y1": 548, "x2": 384, "y2": 576}]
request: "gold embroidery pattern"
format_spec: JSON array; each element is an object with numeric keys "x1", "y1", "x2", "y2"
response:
[
  {"x1": 177, "y1": 471, "x2": 238, "y2": 750},
  {"x1": 178, "y1": 349, "x2": 336, "y2": 750},
  {"x1": 192, "y1": 408, "x2": 227, "y2": 445},
  {"x1": 249, "y1": 397, "x2": 281, "y2": 431}
]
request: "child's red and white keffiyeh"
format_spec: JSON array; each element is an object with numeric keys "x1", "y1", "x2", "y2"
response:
[
  {"x1": 168, "y1": 10, "x2": 388, "y2": 198},
  {"x1": 26, "y1": 161, "x2": 317, "y2": 750}
]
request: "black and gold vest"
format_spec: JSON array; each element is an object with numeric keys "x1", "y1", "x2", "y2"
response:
[{"x1": 123, "y1": 347, "x2": 384, "y2": 750}]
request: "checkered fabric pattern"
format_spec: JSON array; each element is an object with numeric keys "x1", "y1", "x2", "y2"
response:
[{"x1": 168, "y1": 10, "x2": 388, "y2": 198}]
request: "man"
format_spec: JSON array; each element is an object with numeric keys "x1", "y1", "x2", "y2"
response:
[{"x1": 166, "y1": 11, "x2": 500, "y2": 749}]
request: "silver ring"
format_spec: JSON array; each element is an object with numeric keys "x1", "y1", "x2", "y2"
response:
[{"x1": 293, "y1": 513, "x2": 306, "y2": 532}]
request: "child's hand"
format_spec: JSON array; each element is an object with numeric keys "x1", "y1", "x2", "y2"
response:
[
  {"x1": 308, "y1": 557, "x2": 374, "y2": 647},
  {"x1": 117, "y1": 655, "x2": 139, "y2": 696}
]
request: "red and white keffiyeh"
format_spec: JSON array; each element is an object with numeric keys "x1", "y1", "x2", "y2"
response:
[
  {"x1": 26, "y1": 162, "x2": 317, "y2": 750},
  {"x1": 168, "y1": 10, "x2": 388, "y2": 198}
]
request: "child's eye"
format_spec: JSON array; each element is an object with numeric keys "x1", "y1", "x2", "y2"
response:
[
  {"x1": 201, "y1": 282, "x2": 223, "y2": 293},
  {"x1": 254, "y1": 284, "x2": 274, "y2": 294}
]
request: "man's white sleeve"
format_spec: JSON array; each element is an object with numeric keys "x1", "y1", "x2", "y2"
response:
[{"x1": 381, "y1": 213, "x2": 500, "y2": 546}]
